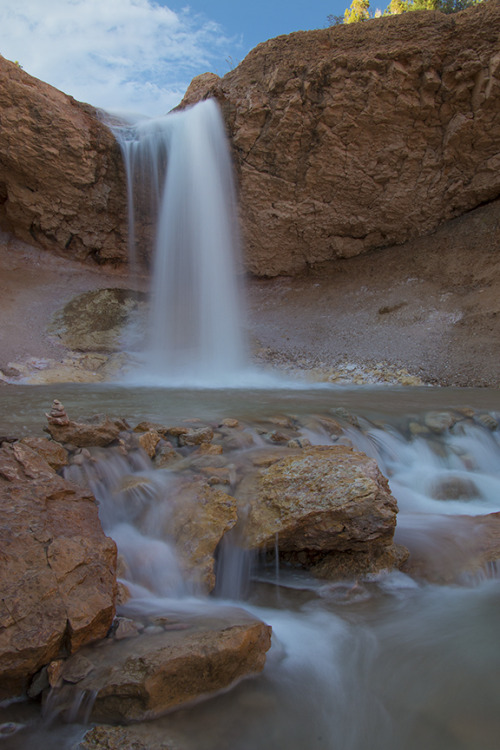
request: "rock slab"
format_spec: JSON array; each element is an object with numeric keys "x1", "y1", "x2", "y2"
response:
[{"x1": 56, "y1": 608, "x2": 272, "y2": 722}]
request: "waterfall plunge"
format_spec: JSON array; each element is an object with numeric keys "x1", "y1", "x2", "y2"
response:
[{"x1": 116, "y1": 100, "x2": 248, "y2": 386}]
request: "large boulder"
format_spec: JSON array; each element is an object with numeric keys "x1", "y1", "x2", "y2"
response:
[
  {"x1": 235, "y1": 446, "x2": 403, "y2": 578},
  {"x1": 181, "y1": 1, "x2": 500, "y2": 275},
  {"x1": 0, "y1": 55, "x2": 127, "y2": 264},
  {"x1": 0, "y1": 439, "x2": 117, "y2": 699},
  {"x1": 52, "y1": 608, "x2": 272, "y2": 723}
]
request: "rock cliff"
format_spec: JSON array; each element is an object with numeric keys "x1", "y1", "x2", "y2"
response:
[
  {"x1": 181, "y1": 1, "x2": 500, "y2": 275},
  {"x1": 0, "y1": 55, "x2": 127, "y2": 265},
  {"x1": 1, "y1": 3, "x2": 499, "y2": 279}
]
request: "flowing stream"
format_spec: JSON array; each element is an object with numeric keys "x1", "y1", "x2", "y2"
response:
[
  {"x1": 1, "y1": 385, "x2": 500, "y2": 750},
  {"x1": 2, "y1": 101, "x2": 500, "y2": 749}
]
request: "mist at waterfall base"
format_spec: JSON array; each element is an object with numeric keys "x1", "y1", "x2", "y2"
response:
[{"x1": 113, "y1": 99, "x2": 271, "y2": 388}]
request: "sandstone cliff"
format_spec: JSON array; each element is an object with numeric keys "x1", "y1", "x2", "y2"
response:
[
  {"x1": 182, "y1": 1, "x2": 500, "y2": 275},
  {"x1": 0, "y1": 55, "x2": 127, "y2": 265}
]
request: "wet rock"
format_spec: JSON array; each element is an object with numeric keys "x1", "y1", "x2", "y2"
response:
[
  {"x1": 113, "y1": 617, "x2": 141, "y2": 641},
  {"x1": 236, "y1": 446, "x2": 399, "y2": 578},
  {"x1": 424, "y1": 412, "x2": 457, "y2": 433},
  {"x1": 178, "y1": 426, "x2": 214, "y2": 447},
  {"x1": 0, "y1": 441, "x2": 117, "y2": 699},
  {"x1": 287, "y1": 437, "x2": 312, "y2": 449},
  {"x1": 154, "y1": 441, "x2": 182, "y2": 467},
  {"x1": 45, "y1": 401, "x2": 123, "y2": 447},
  {"x1": 138, "y1": 430, "x2": 162, "y2": 458},
  {"x1": 220, "y1": 418, "x2": 240, "y2": 428},
  {"x1": 166, "y1": 480, "x2": 238, "y2": 592},
  {"x1": 56, "y1": 608, "x2": 272, "y2": 723},
  {"x1": 400, "y1": 512, "x2": 500, "y2": 584},
  {"x1": 133, "y1": 421, "x2": 169, "y2": 436},
  {"x1": 78, "y1": 724, "x2": 176, "y2": 750},
  {"x1": 430, "y1": 476, "x2": 480, "y2": 501},
  {"x1": 196, "y1": 442, "x2": 224, "y2": 456},
  {"x1": 476, "y1": 413, "x2": 498, "y2": 431}
]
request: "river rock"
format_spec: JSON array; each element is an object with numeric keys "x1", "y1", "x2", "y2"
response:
[
  {"x1": 180, "y1": 2, "x2": 500, "y2": 276},
  {"x1": 45, "y1": 400, "x2": 125, "y2": 447},
  {"x1": 0, "y1": 55, "x2": 127, "y2": 264},
  {"x1": 19, "y1": 436, "x2": 68, "y2": 470},
  {"x1": 166, "y1": 479, "x2": 238, "y2": 592},
  {"x1": 54, "y1": 608, "x2": 272, "y2": 723},
  {"x1": 236, "y1": 446, "x2": 400, "y2": 577},
  {"x1": 0, "y1": 441, "x2": 117, "y2": 699},
  {"x1": 400, "y1": 511, "x2": 500, "y2": 584},
  {"x1": 78, "y1": 725, "x2": 176, "y2": 750}
]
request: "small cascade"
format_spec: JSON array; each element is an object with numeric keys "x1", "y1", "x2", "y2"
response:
[{"x1": 114, "y1": 100, "x2": 248, "y2": 385}]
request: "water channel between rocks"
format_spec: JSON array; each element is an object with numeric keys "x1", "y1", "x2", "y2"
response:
[{"x1": 1, "y1": 383, "x2": 500, "y2": 750}]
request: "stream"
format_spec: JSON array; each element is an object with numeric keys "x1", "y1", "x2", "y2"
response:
[{"x1": 1, "y1": 382, "x2": 500, "y2": 749}]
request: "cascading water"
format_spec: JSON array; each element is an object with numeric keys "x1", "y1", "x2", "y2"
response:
[{"x1": 114, "y1": 100, "x2": 247, "y2": 385}]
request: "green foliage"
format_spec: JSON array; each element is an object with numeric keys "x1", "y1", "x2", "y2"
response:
[{"x1": 344, "y1": 0, "x2": 371, "y2": 23}]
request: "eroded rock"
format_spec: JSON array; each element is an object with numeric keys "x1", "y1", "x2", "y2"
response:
[
  {"x1": 236, "y1": 445, "x2": 401, "y2": 578},
  {"x1": 0, "y1": 441, "x2": 117, "y2": 699},
  {"x1": 53, "y1": 608, "x2": 272, "y2": 723},
  {"x1": 0, "y1": 56, "x2": 127, "y2": 264},
  {"x1": 181, "y1": 2, "x2": 500, "y2": 276}
]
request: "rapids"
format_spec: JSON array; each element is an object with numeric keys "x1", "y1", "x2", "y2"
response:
[{"x1": 1, "y1": 384, "x2": 500, "y2": 750}]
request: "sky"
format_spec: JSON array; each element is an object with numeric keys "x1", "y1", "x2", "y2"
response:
[{"x1": 0, "y1": 0, "x2": 351, "y2": 116}]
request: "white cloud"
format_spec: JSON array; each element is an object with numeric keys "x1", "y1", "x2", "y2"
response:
[{"x1": 0, "y1": 0, "x2": 231, "y2": 115}]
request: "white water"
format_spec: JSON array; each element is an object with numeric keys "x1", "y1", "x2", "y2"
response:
[
  {"x1": 114, "y1": 100, "x2": 248, "y2": 385},
  {"x1": 2, "y1": 388, "x2": 500, "y2": 749}
]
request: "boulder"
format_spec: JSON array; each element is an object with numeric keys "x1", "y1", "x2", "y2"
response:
[
  {"x1": 235, "y1": 446, "x2": 401, "y2": 578},
  {"x1": 399, "y1": 511, "x2": 500, "y2": 584},
  {"x1": 53, "y1": 608, "x2": 272, "y2": 723},
  {"x1": 48, "y1": 288, "x2": 148, "y2": 352},
  {"x1": 0, "y1": 441, "x2": 117, "y2": 699},
  {"x1": 166, "y1": 479, "x2": 238, "y2": 592},
  {"x1": 0, "y1": 55, "x2": 127, "y2": 264},
  {"x1": 181, "y1": 1, "x2": 500, "y2": 276}
]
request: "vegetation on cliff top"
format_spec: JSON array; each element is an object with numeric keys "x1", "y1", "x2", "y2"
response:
[{"x1": 332, "y1": 0, "x2": 483, "y2": 25}]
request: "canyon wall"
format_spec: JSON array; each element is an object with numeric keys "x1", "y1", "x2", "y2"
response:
[
  {"x1": 182, "y1": 0, "x2": 500, "y2": 275},
  {"x1": 0, "y1": 56, "x2": 127, "y2": 265},
  {"x1": 0, "y1": 1, "x2": 499, "y2": 275}
]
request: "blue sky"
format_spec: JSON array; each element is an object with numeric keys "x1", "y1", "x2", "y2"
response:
[{"x1": 0, "y1": 0, "x2": 354, "y2": 116}]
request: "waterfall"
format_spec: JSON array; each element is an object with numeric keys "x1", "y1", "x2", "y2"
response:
[{"x1": 114, "y1": 100, "x2": 248, "y2": 385}]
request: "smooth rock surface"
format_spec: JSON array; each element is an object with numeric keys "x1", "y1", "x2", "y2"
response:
[
  {"x1": 0, "y1": 441, "x2": 117, "y2": 699},
  {"x1": 56, "y1": 608, "x2": 272, "y2": 722}
]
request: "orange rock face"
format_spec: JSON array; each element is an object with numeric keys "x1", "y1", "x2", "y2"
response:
[
  {"x1": 0, "y1": 440, "x2": 117, "y2": 699},
  {"x1": 181, "y1": 2, "x2": 500, "y2": 276},
  {"x1": 0, "y1": 55, "x2": 127, "y2": 265}
]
